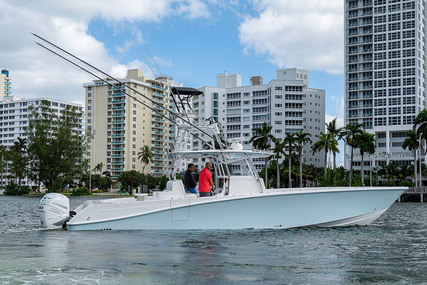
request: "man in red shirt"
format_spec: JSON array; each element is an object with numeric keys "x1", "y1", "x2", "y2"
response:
[{"x1": 198, "y1": 162, "x2": 214, "y2": 197}]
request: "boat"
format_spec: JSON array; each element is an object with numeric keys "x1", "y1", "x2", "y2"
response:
[{"x1": 38, "y1": 86, "x2": 406, "y2": 230}]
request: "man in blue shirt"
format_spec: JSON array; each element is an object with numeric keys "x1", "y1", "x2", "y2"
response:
[{"x1": 184, "y1": 163, "x2": 197, "y2": 194}]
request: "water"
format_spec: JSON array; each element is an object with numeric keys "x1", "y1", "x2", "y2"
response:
[{"x1": 0, "y1": 196, "x2": 426, "y2": 285}]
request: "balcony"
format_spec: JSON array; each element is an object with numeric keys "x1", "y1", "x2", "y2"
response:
[
  {"x1": 112, "y1": 106, "x2": 125, "y2": 110},
  {"x1": 112, "y1": 134, "x2": 125, "y2": 137},
  {"x1": 153, "y1": 118, "x2": 165, "y2": 123},
  {"x1": 152, "y1": 91, "x2": 165, "y2": 98},
  {"x1": 152, "y1": 124, "x2": 164, "y2": 130},
  {"x1": 112, "y1": 120, "x2": 125, "y2": 124},
  {"x1": 112, "y1": 127, "x2": 124, "y2": 130},
  {"x1": 151, "y1": 84, "x2": 166, "y2": 91},
  {"x1": 112, "y1": 99, "x2": 125, "y2": 104},
  {"x1": 112, "y1": 147, "x2": 124, "y2": 151}
]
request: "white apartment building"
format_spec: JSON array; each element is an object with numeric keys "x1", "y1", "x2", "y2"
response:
[
  {"x1": 345, "y1": 0, "x2": 427, "y2": 169},
  {"x1": 84, "y1": 69, "x2": 181, "y2": 180},
  {"x1": 193, "y1": 68, "x2": 325, "y2": 171},
  {"x1": 0, "y1": 95, "x2": 84, "y2": 186},
  {"x1": 1, "y1": 70, "x2": 11, "y2": 97}
]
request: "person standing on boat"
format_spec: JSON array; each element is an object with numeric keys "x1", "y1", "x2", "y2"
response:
[
  {"x1": 199, "y1": 162, "x2": 214, "y2": 197},
  {"x1": 184, "y1": 163, "x2": 197, "y2": 194}
]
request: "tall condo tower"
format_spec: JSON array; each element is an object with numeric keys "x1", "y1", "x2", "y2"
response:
[
  {"x1": 345, "y1": 0, "x2": 427, "y2": 169},
  {"x1": 84, "y1": 69, "x2": 180, "y2": 181}
]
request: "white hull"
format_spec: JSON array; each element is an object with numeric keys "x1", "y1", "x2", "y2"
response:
[{"x1": 65, "y1": 187, "x2": 404, "y2": 231}]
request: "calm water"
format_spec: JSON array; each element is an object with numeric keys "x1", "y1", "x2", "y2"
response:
[{"x1": 0, "y1": 196, "x2": 426, "y2": 285}]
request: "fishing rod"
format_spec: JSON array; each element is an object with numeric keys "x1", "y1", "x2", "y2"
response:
[
  {"x1": 32, "y1": 33, "x2": 217, "y2": 142},
  {"x1": 35, "y1": 41, "x2": 214, "y2": 147}
]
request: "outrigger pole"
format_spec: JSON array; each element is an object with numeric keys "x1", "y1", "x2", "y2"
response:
[{"x1": 32, "y1": 33, "x2": 217, "y2": 146}]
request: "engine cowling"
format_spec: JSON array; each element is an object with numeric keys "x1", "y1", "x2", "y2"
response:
[{"x1": 39, "y1": 193, "x2": 70, "y2": 229}]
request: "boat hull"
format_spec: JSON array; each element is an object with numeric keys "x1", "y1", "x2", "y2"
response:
[{"x1": 66, "y1": 187, "x2": 405, "y2": 231}]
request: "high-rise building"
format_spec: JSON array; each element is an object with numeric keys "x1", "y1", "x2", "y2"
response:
[
  {"x1": 1, "y1": 70, "x2": 11, "y2": 97},
  {"x1": 345, "y1": 0, "x2": 426, "y2": 169},
  {"x1": 0, "y1": 95, "x2": 84, "y2": 186},
  {"x1": 84, "y1": 69, "x2": 179, "y2": 180},
  {"x1": 193, "y1": 68, "x2": 325, "y2": 171}
]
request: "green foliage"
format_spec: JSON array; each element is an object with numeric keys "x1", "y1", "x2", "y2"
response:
[
  {"x1": 138, "y1": 146, "x2": 154, "y2": 173},
  {"x1": 118, "y1": 170, "x2": 142, "y2": 191},
  {"x1": 398, "y1": 180, "x2": 413, "y2": 187},
  {"x1": 86, "y1": 174, "x2": 112, "y2": 191},
  {"x1": 25, "y1": 101, "x2": 85, "y2": 192},
  {"x1": 158, "y1": 176, "x2": 169, "y2": 190},
  {"x1": 383, "y1": 180, "x2": 396, "y2": 186},
  {"x1": 71, "y1": 186, "x2": 91, "y2": 196},
  {"x1": 3, "y1": 182, "x2": 30, "y2": 196}
]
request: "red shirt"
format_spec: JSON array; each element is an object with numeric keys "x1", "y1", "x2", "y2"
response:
[{"x1": 199, "y1": 167, "x2": 212, "y2": 193}]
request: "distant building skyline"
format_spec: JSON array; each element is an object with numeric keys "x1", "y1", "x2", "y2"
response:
[
  {"x1": 83, "y1": 69, "x2": 181, "y2": 181},
  {"x1": 344, "y1": 0, "x2": 426, "y2": 169},
  {"x1": 194, "y1": 67, "x2": 325, "y2": 171},
  {"x1": 0, "y1": 95, "x2": 83, "y2": 187}
]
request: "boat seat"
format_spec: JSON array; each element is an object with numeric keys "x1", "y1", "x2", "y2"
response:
[{"x1": 154, "y1": 180, "x2": 187, "y2": 200}]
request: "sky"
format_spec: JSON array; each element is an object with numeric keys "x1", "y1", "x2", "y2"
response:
[{"x1": 0, "y1": 0, "x2": 345, "y2": 165}]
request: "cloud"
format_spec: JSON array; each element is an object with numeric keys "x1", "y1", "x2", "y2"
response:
[
  {"x1": 177, "y1": 0, "x2": 212, "y2": 19},
  {"x1": 0, "y1": 0, "x2": 213, "y2": 105},
  {"x1": 239, "y1": 0, "x2": 344, "y2": 74}
]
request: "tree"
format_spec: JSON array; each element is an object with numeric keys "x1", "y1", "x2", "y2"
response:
[
  {"x1": 413, "y1": 109, "x2": 427, "y2": 139},
  {"x1": 118, "y1": 170, "x2": 142, "y2": 192},
  {"x1": 284, "y1": 132, "x2": 297, "y2": 188},
  {"x1": 137, "y1": 145, "x2": 154, "y2": 174},
  {"x1": 269, "y1": 138, "x2": 286, "y2": 188},
  {"x1": 249, "y1": 122, "x2": 274, "y2": 187},
  {"x1": 295, "y1": 131, "x2": 312, "y2": 188},
  {"x1": 325, "y1": 118, "x2": 343, "y2": 170},
  {"x1": 343, "y1": 123, "x2": 364, "y2": 186},
  {"x1": 312, "y1": 132, "x2": 333, "y2": 176},
  {"x1": 378, "y1": 163, "x2": 399, "y2": 185},
  {"x1": 25, "y1": 100, "x2": 84, "y2": 192},
  {"x1": 402, "y1": 130, "x2": 419, "y2": 187},
  {"x1": 8, "y1": 137, "x2": 28, "y2": 185},
  {"x1": 93, "y1": 162, "x2": 103, "y2": 174},
  {"x1": 355, "y1": 131, "x2": 375, "y2": 185},
  {"x1": 0, "y1": 145, "x2": 6, "y2": 188}
]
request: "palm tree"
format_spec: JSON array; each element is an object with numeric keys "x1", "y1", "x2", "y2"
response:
[
  {"x1": 343, "y1": 123, "x2": 364, "y2": 186},
  {"x1": 325, "y1": 118, "x2": 343, "y2": 170},
  {"x1": 138, "y1": 145, "x2": 154, "y2": 174},
  {"x1": 284, "y1": 132, "x2": 297, "y2": 188},
  {"x1": 0, "y1": 145, "x2": 6, "y2": 188},
  {"x1": 355, "y1": 131, "x2": 375, "y2": 185},
  {"x1": 295, "y1": 131, "x2": 312, "y2": 188},
  {"x1": 249, "y1": 122, "x2": 274, "y2": 187},
  {"x1": 378, "y1": 163, "x2": 399, "y2": 185},
  {"x1": 403, "y1": 130, "x2": 419, "y2": 186},
  {"x1": 413, "y1": 109, "x2": 427, "y2": 138},
  {"x1": 93, "y1": 162, "x2": 103, "y2": 174},
  {"x1": 312, "y1": 132, "x2": 333, "y2": 176},
  {"x1": 269, "y1": 138, "x2": 286, "y2": 188}
]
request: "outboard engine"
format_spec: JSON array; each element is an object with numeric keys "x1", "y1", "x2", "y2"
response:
[{"x1": 39, "y1": 193, "x2": 70, "y2": 229}]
